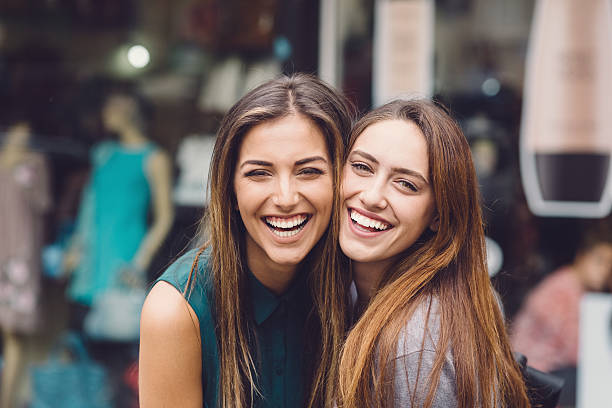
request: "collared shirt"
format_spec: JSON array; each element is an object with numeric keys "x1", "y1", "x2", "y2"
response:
[{"x1": 157, "y1": 248, "x2": 312, "y2": 408}]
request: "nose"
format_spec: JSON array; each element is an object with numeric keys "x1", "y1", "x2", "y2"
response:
[
  {"x1": 359, "y1": 177, "x2": 388, "y2": 210},
  {"x1": 272, "y1": 175, "x2": 300, "y2": 210}
]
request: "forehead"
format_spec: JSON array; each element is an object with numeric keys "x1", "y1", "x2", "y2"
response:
[
  {"x1": 238, "y1": 114, "x2": 328, "y2": 158},
  {"x1": 352, "y1": 119, "x2": 429, "y2": 171}
]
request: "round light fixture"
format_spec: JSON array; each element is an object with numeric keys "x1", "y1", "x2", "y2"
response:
[
  {"x1": 127, "y1": 45, "x2": 150, "y2": 69},
  {"x1": 481, "y1": 77, "x2": 500, "y2": 97}
]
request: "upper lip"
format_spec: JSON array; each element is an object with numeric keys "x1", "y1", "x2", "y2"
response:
[{"x1": 348, "y1": 207, "x2": 393, "y2": 226}]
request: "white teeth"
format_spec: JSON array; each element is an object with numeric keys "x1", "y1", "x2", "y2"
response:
[
  {"x1": 270, "y1": 225, "x2": 304, "y2": 238},
  {"x1": 265, "y1": 215, "x2": 307, "y2": 229},
  {"x1": 350, "y1": 210, "x2": 391, "y2": 231}
]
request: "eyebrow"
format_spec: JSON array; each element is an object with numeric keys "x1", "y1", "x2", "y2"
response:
[
  {"x1": 239, "y1": 156, "x2": 328, "y2": 169},
  {"x1": 240, "y1": 160, "x2": 272, "y2": 169},
  {"x1": 351, "y1": 149, "x2": 429, "y2": 184},
  {"x1": 295, "y1": 156, "x2": 328, "y2": 166}
]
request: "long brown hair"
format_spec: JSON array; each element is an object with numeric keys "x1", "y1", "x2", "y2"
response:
[
  {"x1": 337, "y1": 99, "x2": 529, "y2": 408},
  {"x1": 187, "y1": 74, "x2": 354, "y2": 408}
]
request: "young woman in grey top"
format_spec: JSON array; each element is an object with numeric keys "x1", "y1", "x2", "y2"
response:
[{"x1": 336, "y1": 100, "x2": 529, "y2": 408}]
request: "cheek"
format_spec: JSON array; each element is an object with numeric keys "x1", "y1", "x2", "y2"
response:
[
  {"x1": 309, "y1": 177, "x2": 334, "y2": 209},
  {"x1": 397, "y1": 197, "x2": 435, "y2": 228},
  {"x1": 341, "y1": 171, "x2": 361, "y2": 200},
  {"x1": 233, "y1": 179, "x2": 259, "y2": 214}
]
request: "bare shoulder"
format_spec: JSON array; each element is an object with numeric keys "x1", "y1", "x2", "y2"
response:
[
  {"x1": 146, "y1": 149, "x2": 171, "y2": 173},
  {"x1": 141, "y1": 281, "x2": 199, "y2": 332},
  {"x1": 139, "y1": 281, "x2": 203, "y2": 407}
]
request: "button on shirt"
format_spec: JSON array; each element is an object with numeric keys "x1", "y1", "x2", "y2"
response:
[
  {"x1": 157, "y1": 249, "x2": 312, "y2": 408},
  {"x1": 249, "y1": 270, "x2": 311, "y2": 408}
]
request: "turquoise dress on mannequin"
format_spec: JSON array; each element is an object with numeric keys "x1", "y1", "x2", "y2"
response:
[{"x1": 69, "y1": 140, "x2": 157, "y2": 305}]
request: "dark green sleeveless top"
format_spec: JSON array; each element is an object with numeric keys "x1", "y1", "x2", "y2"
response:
[{"x1": 156, "y1": 248, "x2": 312, "y2": 408}]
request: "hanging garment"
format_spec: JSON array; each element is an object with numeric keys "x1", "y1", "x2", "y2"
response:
[{"x1": 0, "y1": 154, "x2": 51, "y2": 333}]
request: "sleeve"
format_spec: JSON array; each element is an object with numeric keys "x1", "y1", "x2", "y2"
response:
[
  {"x1": 393, "y1": 350, "x2": 457, "y2": 407},
  {"x1": 391, "y1": 301, "x2": 458, "y2": 407}
]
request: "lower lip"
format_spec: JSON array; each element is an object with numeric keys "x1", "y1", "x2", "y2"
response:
[
  {"x1": 347, "y1": 209, "x2": 392, "y2": 238},
  {"x1": 264, "y1": 218, "x2": 311, "y2": 243}
]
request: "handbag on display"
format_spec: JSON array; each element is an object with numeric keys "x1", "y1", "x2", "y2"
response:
[
  {"x1": 30, "y1": 332, "x2": 112, "y2": 408},
  {"x1": 84, "y1": 285, "x2": 146, "y2": 342}
]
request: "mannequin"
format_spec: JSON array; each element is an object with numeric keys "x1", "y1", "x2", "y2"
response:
[
  {"x1": 64, "y1": 89, "x2": 173, "y2": 322},
  {"x1": 0, "y1": 121, "x2": 51, "y2": 408}
]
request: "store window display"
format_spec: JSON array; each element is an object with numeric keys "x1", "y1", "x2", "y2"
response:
[
  {"x1": 63, "y1": 87, "x2": 173, "y2": 326},
  {"x1": 0, "y1": 120, "x2": 51, "y2": 408}
]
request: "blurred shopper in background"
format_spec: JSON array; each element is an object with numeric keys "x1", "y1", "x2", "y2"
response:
[
  {"x1": 0, "y1": 118, "x2": 51, "y2": 408},
  {"x1": 139, "y1": 74, "x2": 354, "y2": 408},
  {"x1": 511, "y1": 221, "x2": 612, "y2": 406}
]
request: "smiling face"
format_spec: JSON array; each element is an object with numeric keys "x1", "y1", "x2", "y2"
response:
[
  {"x1": 233, "y1": 113, "x2": 333, "y2": 281},
  {"x1": 339, "y1": 119, "x2": 437, "y2": 270}
]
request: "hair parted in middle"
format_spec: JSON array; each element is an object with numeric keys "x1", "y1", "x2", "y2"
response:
[
  {"x1": 337, "y1": 99, "x2": 530, "y2": 408},
  {"x1": 187, "y1": 73, "x2": 355, "y2": 408}
]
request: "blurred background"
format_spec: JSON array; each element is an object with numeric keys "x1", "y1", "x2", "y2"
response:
[{"x1": 0, "y1": 0, "x2": 611, "y2": 407}]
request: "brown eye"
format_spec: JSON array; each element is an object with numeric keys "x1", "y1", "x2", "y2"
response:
[
  {"x1": 351, "y1": 162, "x2": 371, "y2": 174},
  {"x1": 245, "y1": 170, "x2": 270, "y2": 177},
  {"x1": 298, "y1": 167, "x2": 324, "y2": 176},
  {"x1": 397, "y1": 179, "x2": 418, "y2": 192}
]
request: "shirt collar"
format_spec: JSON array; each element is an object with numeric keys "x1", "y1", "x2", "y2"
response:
[{"x1": 247, "y1": 268, "x2": 309, "y2": 326}]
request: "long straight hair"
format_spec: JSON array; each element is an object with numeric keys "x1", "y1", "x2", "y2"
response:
[
  {"x1": 187, "y1": 74, "x2": 354, "y2": 408},
  {"x1": 337, "y1": 100, "x2": 529, "y2": 408}
]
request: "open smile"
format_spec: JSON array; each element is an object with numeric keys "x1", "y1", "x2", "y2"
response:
[
  {"x1": 348, "y1": 208, "x2": 393, "y2": 233},
  {"x1": 262, "y1": 214, "x2": 312, "y2": 238}
]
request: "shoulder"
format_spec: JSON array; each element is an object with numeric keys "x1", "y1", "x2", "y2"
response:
[
  {"x1": 155, "y1": 248, "x2": 213, "y2": 320},
  {"x1": 393, "y1": 298, "x2": 457, "y2": 406},
  {"x1": 91, "y1": 141, "x2": 116, "y2": 164},
  {"x1": 146, "y1": 146, "x2": 170, "y2": 167},
  {"x1": 142, "y1": 247, "x2": 215, "y2": 350},
  {"x1": 396, "y1": 297, "x2": 442, "y2": 356},
  {"x1": 145, "y1": 148, "x2": 171, "y2": 179},
  {"x1": 142, "y1": 280, "x2": 199, "y2": 334},
  {"x1": 139, "y1": 280, "x2": 204, "y2": 407},
  {"x1": 22, "y1": 152, "x2": 48, "y2": 172},
  {"x1": 157, "y1": 248, "x2": 210, "y2": 290},
  {"x1": 525, "y1": 267, "x2": 580, "y2": 307}
]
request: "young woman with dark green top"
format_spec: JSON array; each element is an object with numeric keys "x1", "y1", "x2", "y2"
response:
[{"x1": 139, "y1": 74, "x2": 354, "y2": 408}]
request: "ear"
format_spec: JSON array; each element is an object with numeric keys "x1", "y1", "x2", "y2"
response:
[{"x1": 429, "y1": 215, "x2": 440, "y2": 232}]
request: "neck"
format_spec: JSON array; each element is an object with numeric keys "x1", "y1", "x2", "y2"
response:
[
  {"x1": 245, "y1": 238, "x2": 298, "y2": 295},
  {"x1": 352, "y1": 259, "x2": 391, "y2": 303},
  {"x1": 118, "y1": 127, "x2": 148, "y2": 147}
]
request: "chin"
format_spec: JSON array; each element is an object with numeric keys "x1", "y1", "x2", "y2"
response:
[
  {"x1": 340, "y1": 238, "x2": 391, "y2": 264},
  {"x1": 340, "y1": 243, "x2": 370, "y2": 263},
  {"x1": 346, "y1": 252, "x2": 383, "y2": 264},
  {"x1": 268, "y1": 249, "x2": 310, "y2": 267}
]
